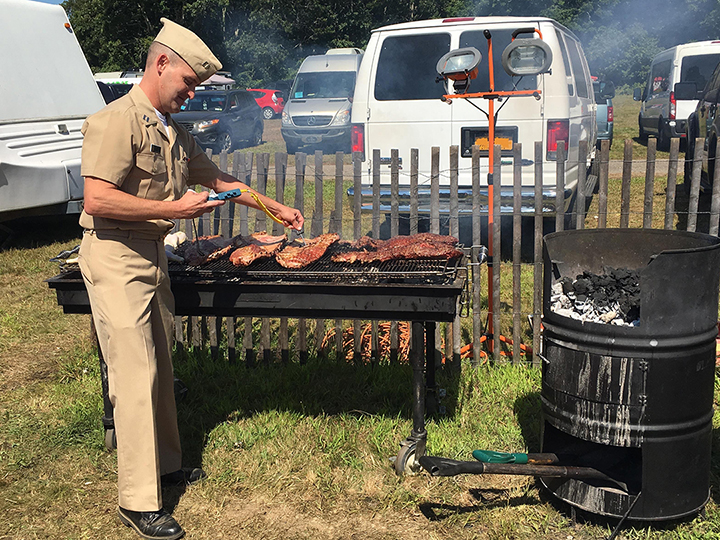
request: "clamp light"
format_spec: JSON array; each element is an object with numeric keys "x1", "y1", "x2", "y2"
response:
[
  {"x1": 501, "y1": 38, "x2": 552, "y2": 77},
  {"x1": 436, "y1": 47, "x2": 482, "y2": 94}
]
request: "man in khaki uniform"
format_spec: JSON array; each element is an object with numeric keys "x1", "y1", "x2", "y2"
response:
[{"x1": 78, "y1": 18, "x2": 304, "y2": 540}]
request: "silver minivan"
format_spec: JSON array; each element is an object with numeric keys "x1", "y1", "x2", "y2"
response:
[{"x1": 281, "y1": 48, "x2": 363, "y2": 154}]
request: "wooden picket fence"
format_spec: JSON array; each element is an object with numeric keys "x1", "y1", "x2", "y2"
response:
[{"x1": 174, "y1": 136, "x2": 718, "y2": 367}]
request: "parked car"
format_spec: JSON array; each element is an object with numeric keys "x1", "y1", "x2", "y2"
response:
[
  {"x1": 174, "y1": 90, "x2": 264, "y2": 153},
  {"x1": 593, "y1": 77, "x2": 614, "y2": 148},
  {"x1": 634, "y1": 41, "x2": 720, "y2": 149},
  {"x1": 96, "y1": 81, "x2": 133, "y2": 104},
  {"x1": 247, "y1": 88, "x2": 285, "y2": 119},
  {"x1": 679, "y1": 60, "x2": 720, "y2": 191}
]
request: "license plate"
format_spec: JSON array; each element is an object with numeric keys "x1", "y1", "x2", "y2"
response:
[
  {"x1": 301, "y1": 135, "x2": 321, "y2": 144},
  {"x1": 473, "y1": 135, "x2": 514, "y2": 151},
  {"x1": 461, "y1": 126, "x2": 518, "y2": 157}
]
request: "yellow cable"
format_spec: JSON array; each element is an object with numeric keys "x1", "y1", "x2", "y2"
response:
[{"x1": 239, "y1": 189, "x2": 284, "y2": 225}]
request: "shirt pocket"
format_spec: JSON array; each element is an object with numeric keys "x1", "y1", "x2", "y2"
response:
[
  {"x1": 135, "y1": 152, "x2": 169, "y2": 199},
  {"x1": 136, "y1": 152, "x2": 167, "y2": 176}
]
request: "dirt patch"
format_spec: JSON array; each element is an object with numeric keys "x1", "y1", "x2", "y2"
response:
[{"x1": 175, "y1": 492, "x2": 486, "y2": 540}]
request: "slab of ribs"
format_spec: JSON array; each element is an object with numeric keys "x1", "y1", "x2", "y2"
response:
[
  {"x1": 179, "y1": 231, "x2": 461, "y2": 268},
  {"x1": 332, "y1": 233, "x2": 462, "y2": 264},
  {"x1": 229, "y1": 232, "x2": 287, "y2": 267}
]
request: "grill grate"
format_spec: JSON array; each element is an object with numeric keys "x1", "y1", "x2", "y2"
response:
[{"x1": 170, "y1": 242, "x2": 465, "y2": 284}]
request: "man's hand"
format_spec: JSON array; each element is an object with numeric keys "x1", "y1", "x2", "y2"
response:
[
  {"x1": 276, "y1": 206, "x2": 304, "y2": 231},
  {"x1": 174, "y1": 189, "x2": 225, "y2": 219}
]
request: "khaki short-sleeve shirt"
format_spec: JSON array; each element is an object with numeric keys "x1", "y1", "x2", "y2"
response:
[{"x1": 79, "y1": 85, "x2": 221, "y2": 235}]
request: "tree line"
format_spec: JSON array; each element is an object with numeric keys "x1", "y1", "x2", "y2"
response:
[{"x1": 63, "y1": 0, "x2": 720, "y2": 89}]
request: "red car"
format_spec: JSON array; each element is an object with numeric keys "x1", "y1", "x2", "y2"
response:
[{"x1": 247, "y1": 88, "x2": 285, "y2": 120}]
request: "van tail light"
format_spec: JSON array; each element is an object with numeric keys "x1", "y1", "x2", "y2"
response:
[
  {"x1": 351, "y1": 124, "x2": 365, "y2": 161},
  {"x1": 607, "y1": 105, "x2": 614, "y2": 123},
  {"x1": 669, "y1": 91, "x2": 676, "y2": 120},
  {"x1": 547, "y1": 119, "x2": 569, "y2": 161}
]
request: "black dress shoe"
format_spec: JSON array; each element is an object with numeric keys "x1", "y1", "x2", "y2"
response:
[
  {"x1": 118, "y1": 507, "x2": 184, "y2": 540},
  {"x1": 160, "y1": 467, "x2": 207, "y2": 487}
]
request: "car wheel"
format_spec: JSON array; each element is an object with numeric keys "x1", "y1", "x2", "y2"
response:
[
  {"x1": 216, "y1": 132, "x2": 233, "y2": 154},
  {"x1": 248, "y1": 124, "x2": 262, "y2": 147},
  {"x1": 262, "y1": 107, "x2": 274, "y2": 120},
  {"x1": 638, "y1": 114, "x2": 648, "y2": 141}
]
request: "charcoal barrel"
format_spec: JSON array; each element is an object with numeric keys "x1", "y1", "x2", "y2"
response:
[{"x1": 541, "y1": 229, "x2": 720, "y2": 521}]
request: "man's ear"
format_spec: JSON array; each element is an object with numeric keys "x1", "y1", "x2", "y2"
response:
[{"x1": 156, "y1": 53, "x2": 170, "y2": 75}]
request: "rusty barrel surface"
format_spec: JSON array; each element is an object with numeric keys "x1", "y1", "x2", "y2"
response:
[{"x1": 541, "y1": 229, "x2": 720, "y2": 520}]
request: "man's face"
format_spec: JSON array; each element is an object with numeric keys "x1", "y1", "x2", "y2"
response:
[{"x1": 158, "y1": 56, "x2": 200, "y2": 114}]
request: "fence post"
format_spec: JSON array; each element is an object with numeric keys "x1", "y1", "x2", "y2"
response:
[
  {"x1": 410, "y1": 149, "x2": 419, "y2": 235},
  {"x1": 643, "y1": 137, "x2": 657, "y2": 229},
  {"x1": 471, "y1": 144, "x2": 483, "y2": 366},
  {"x1": 492, "y1": 144, "x2": 502, "y2": 362},
  {"x1": 295, "y1": 152, "x2": 308, "y2": 364},
  {"x1": 688, "y1": 138, "x2": 704, "y2": 232},
  {"x1": 312, "y1": 151, "x2": 326, "y2": 359},
  {"x1": 598, "y1": 140, "x2": 610, "y2": 228},
  {"x1": 333, "y1": 152, "x2": 344, "y2": 362},
  {"x1": 449, "y1": 145, "x2": 460, "y2": 369},
  {"x1": 533, "y1": 141, "x2": 543, "y2": 367},
  {"x1": 390, "y1": 149, "x2": 400, "y2": 365},
  {"x1": 576, "y1": 140, "x2": 588, "y2": 230},
  {"x1": 664, "y1": 139, "x2": 680, "y2": 231},
  {"x1": 431, "y1": 147, "x2": 440, "y2": 234},
  {"x1": 711, "y1": 139, "x2": 720, "y2": 236},
  {"x1": 512, "y1": 143, "x2": 523, "y2": 364},
  {"x1": 620, "y1": 139, "x2": 633, "y2": 228},
  {"x1": 275, "y1": 152, "x2": 289, "y2": 364}
]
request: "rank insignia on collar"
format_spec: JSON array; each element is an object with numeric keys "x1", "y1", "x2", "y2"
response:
[{"x1": 142, "y1": 114, "x2": 151, "y2": 123}]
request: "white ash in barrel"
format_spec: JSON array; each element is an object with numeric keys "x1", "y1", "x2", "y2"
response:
[{"x1": 550, "y1": 267, "x2": 640, "y2": 326}]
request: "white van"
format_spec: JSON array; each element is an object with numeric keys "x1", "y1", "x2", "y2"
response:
[
  {"x1": 0, "y1": 0, "x2": 106, "y2": 221},
  {"x1": 349, "y1": 16, "x2": 597, "y2": 220},
  {"x1": 281, "y1": 48, "x2": 363, "y2": 154},
  {"x1": 634, "y1": 41, "x2": 720, "y2": 149}
]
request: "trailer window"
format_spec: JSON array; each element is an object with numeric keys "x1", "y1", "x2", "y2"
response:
[
  {"x1": 459, "y1": 29, "x2": 537, "y2": 92},
  {"x1": 680, "y1": 54, "x2": 720, "y2": 92},
  {"x1": 374, "y1": 33, "x2": 451, "y2": 101}
]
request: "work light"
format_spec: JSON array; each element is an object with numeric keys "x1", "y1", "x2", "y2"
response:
[{"x1": 501, "y1": 38, "x2": 552, "y2": 76}]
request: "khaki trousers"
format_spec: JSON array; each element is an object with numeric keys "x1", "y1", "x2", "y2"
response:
[{"x1": 79, "y1": 230, "x2": 182, "y2": 511}]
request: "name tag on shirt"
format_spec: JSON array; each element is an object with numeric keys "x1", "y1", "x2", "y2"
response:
[{"x1": 151, "y1": 144, "x2": 162, "y2": 154}]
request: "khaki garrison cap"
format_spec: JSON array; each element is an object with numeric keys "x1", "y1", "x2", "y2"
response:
[{"x1": 154, "y1": 17, "x2": 222, "y2": 82}]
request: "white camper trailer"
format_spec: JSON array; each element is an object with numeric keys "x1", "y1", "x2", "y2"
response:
[{"x1": 0, "y1": 0, "x2": 106, "y2": 221}]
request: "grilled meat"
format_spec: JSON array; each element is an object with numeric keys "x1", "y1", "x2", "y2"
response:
[
  {"x1": 331, "y1": 232, "x2": 462, "y2": 264},
  {"x1": 183, "y1": 235, "x2": 237, "y2": 266},
  {"x1": 229, "y1": 232, "x2": 287, "y2": 267},
  {"x1": 275, "y1": 233, "x2": 340, "y2": 269}
]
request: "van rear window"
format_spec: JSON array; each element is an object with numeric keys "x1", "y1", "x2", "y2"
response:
[
  {"x1": 680, "y1": 54, "x2": 720, "y2": 91},
  {"x1": 374, "y1": 34, "x2": 451, "y2": 100},
  {"x1": 459, "y1": 30, "x2": 537, "y2": 92}
]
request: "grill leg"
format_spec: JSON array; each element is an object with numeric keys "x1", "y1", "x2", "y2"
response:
[
  {"x1": 91, "y1": 319, "x2": 115, "y2": 450},
  {"x1": 425, "y1": 321, "x2": 437, "y2": 415},
  {"x1": 394, "y1": 321, "x2": 427, "y2": 475}
]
